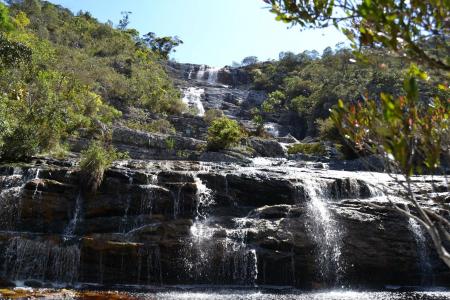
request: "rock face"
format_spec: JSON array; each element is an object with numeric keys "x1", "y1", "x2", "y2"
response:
[
  {"x1": 0, "y1": 159, "x2": 448, "y2": 289},
  {"x1": 166, "y1": 62, "x2": 306, "y2": 140}
]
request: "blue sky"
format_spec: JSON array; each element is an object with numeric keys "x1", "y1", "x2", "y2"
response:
[{"x1": 49, "y1": 0, "x2": 346, "y2": 67}]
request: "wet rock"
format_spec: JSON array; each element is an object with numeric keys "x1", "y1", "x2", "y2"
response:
[
  {"x1": 248, "y1": 137, "x2": 286, "y2": 158},
  {"x1": 0, "y1": 159, "x2": 449, "y2": 289}
]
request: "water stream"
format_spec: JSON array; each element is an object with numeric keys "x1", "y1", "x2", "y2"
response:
[
  {"x1": 301, "y1": 178, "x2": 344, "y2": 285},
  {"x1": 182, "y1": 87, "x2": 205, "y2": 116}
]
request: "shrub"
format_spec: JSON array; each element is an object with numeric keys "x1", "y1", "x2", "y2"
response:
[
  {"x1": 165, "y1": 137, "x2": 175, "y2": 150},
  {"x1": 0, "y1": 126, "x2": 40, "y2": 162},
  {"x1": 126, "y1": 118, "x2": 176, "y2": 135},
  {"x1": 287, "y1": 142, "x2": 327, "y2": 156},
  {"x1": 262, "y1": 90, "x2": 285, "y2": 113},
  {"x1": 204, "y1": 109, "x2": 224, "y2": 124},
  {"x1": 316, "y1": 118, "x2": 359, "y2": 159},
  {"x1": 79, "y1": 141, "x2": 128, "y2": 194},
  {"x1": 207, "y1": 117, "x2": 245, "y2": 151}
]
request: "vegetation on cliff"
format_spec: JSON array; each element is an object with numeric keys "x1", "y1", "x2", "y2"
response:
[
  {"x1": 0, "y1": 0, "x2": 185, "y2": 162},
  {"x1": 207, "y1": 117, "x2": 245, "y2": 151}
]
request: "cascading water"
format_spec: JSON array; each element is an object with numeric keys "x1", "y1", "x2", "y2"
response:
[
  {"x1": 182, "y1": 87, "x2": 205, "y2": 116},
  {"x1": 408, "y1": 215, "x2": 433, "y2": 285},
  {"x1": 264, "y1": 123, "x2": 281, "y2": 137},
  {"x1": 219, "y1": 217, "x2": 258, "y2": 286},
  {"x1": 3, "y1": 237, "x2": 80, "y2": 284},
  {"x1": 186, "y1": 172, "x2": 258, "y2": 286},
  {"x1": 301, "y1": 178, "x2": 344, "y2": 284},
  {"x1": 0, "y1": 168, "x2": 40, "y2": 230},
  {"x1": 185, "y1": 175, "x2": 215, "y2": 280},
  {"x1": 64, "y1": 193, "x2": 83, "y2": 238},
  {"x1": 196, "y1": 65, "x2": 207, "y2": 81},
  {"x1": 207, "y1": 67, "x2": 219, "y2": 84},
  {"x1": 367, "y1": 184, "x2": 434, "y2": 285}
]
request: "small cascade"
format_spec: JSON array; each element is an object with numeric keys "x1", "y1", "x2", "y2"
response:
[
  {"x1": 0, "y1": 168, "x2": 41, "y2": 231},
  {"x1": 187, "y1": 65, "x2": 195, "y2": 80},
  {"x1": 137, "y1": 246, "x2": 163, "y2": 285},
  {"x1": 406, "y1": 210, "x2": 433, "y2": 285},
  {"x1": 196, "y1": 65, "x2": 207, "y2": 81},
  {"x1": 182, "y1": 87, "x2": 205, "y2": 116},
  {"x1": 120, "y1": 195, "x2": 132, "y2": 233},
  {"x1": 171, "y1": 185, "x2": 183, "y2": 219},
  {"x1": 301, "y1": 178, "x2": 344, "y2": 284},
  {"x1": 185, "y1": 176, "x2": 215, "y2": 279},
  {"x1": 0, "y1": 187, "x2": 21, "y2": 230},
  {"x1": 219, "y1": 217, "x2": 258, "y2": 286},
  {"x1": 64, "y1": 193, "x2": 83, "y2": 238},
  {"x1": 186, "y1": 174, "x2": 259, "y2": 286},
  {"x1": 3, "y1": 237, "x2": 80, "y2": 284},
  {"x1": 264, "y1": 122, "x2": 281, "y2": 137},
  {"x1": 207, "y1": 67, "x2": 220, "y2": 84}
]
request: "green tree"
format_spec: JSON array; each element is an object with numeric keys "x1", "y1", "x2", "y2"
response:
[
  {"x1": 141, "y1": 32, "x2": 183, "y2": 59},
  {"x1": 0, "y1": 2, "x2": 14, "y2": 31},
  {"x1": 241, "y1": 56, "x2": 259, "y2": 66}
]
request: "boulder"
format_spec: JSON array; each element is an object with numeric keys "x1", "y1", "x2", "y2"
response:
[{"x1": 248, "y1": 137, "x2": 286, "y2": 158}]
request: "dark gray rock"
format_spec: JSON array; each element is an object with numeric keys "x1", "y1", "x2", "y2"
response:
[
  {"x1": 248, "y1": 137, "x2": 286, "y2": 158},
  {"x1": 0, "y1": 159, "x2": 448, "y2": 289}
]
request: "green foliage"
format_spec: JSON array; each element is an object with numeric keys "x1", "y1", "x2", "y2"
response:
[
  {"x1": 250, "y1": 107, "x2": 266, "y2": 137},
  {"x1": 316, "y1": 118, "x2": 358, "y2": 159},
  {"x1": 0, "y1": 34, "x2": 32, "y2": 66},
  {"x1": 246, "y1": 45, "x2": 444, "y2": 137},
  {"x1": 207, "y1": 117, "x2": 245, "y2": 151},
  {"x1": 262, "y1": 91, "x2": 285, "y2": 113},
  {"x1": 0, "y1": 3, "x2": 14, "y2": 31},
  {"x1": 6, "y1": 0, "x2": 184, "y2": 114},
  {"x1": 204, "y1": 109, "x2": 224, "y2": 124},
  {"x1": 165, "y1": 137, "x2": 176, "y2": 150},
  {"x1": 79, "y1": 141, "x2": 128, "y2": 194},
  {"x1": 241, "y1": 56, "x2": 258, "y2": 66},
  {"x1": 126, "y1": 118, "x2": 176, "y2": 135},
  {"x1": 0, "y1": 0, "x2": 186, "y2": 162},
  {"x1": 265, "y1": 0, "x2": 449, "y2": 71},
  {"x1": 140, "y1": 32, "x2": 183, "y2": 59},
  {"x1": 0, "y1": 125, "x2": 39, "y2": 161},
  {"x1": 287, "y1": 143, "x2": 327, "y2": 156},
  {"x1": 331, "y1": 64, "x2": 450, "y2": 175},
  {"x1": 0, "y1": 54, "x2": 121, "y2": 161}
]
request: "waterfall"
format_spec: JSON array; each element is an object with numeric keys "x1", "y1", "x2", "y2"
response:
[
  {"x1": 301, "y1": 178, "x2": 344, "y2": 284},
  {"x1": 264, "y1": 123, "x2": 281, "y2": 137},
  {"x1": 172, "y1": 185, "x2": 183, "y2": 219},
  {"x1": 186, "y1": 176, "x2": 215, "y2": 279},
  {"x1": 406, "y1": 210, "x2": 433, "y2": 286},
  {"x1": 186, "y1": 174, "x2": 258, "y2": 285},
  {"x1": 3, "y1": 237, "x2": 80, "y2": 284},
  {"x1": 0, "y1": 168, "x2": 41, "y2": 231},
  {"x1": 137, "y1": 246, "x2": 163, "y2": 285},
  {"x1": 219, "y1": 217, "x2": 258, "y2": 286},
  {"x1": 64, "y1": 193, "x2": 83, "y2": 238},
  {"x1": 120, "y1": 194, "x2": 132, "y2": 233},
  {"x1": 207, "y1": 67, "x2": 219, "y2": 84},
  {"x1": 196, "y1": 65, "x2": 207, "y2": 81},
  {"x1": 187, "y1": 65, "x2": 195, "y2": 80},
  {"x1": 182, "y1": 87, "x2": 205, "y2": 116},
  {"x1": 367, "y1": 184, "x2": 433, "y2": 285},
  {"x1": 0, "y1": 187, "x2": 21, "y2": 230}
]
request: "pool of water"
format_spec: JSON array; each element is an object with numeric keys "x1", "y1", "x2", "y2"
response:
[{"x1": 2, "y1": 289, "x2": 450, "y2": 300}]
